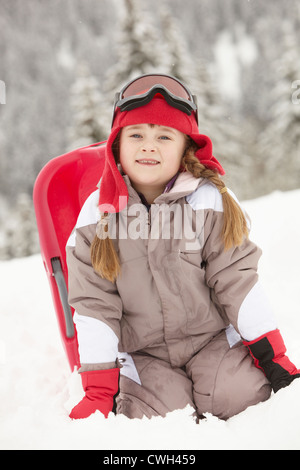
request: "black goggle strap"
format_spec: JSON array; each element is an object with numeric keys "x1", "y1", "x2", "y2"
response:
[{"x1": 118, "y1": 85, "x2": 197, "y2": 113}]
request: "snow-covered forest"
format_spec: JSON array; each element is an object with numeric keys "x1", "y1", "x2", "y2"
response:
[{"x1": 0, "y1": 0, "x2": 299, "y2": 259}]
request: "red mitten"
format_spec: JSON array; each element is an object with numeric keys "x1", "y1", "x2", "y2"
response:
[
  {"x1": 244, "y1": 329, "x2": 300, "y2": 393},
  {"x1": 69, "y1": 368, "x2": 120, "y2": 419}
]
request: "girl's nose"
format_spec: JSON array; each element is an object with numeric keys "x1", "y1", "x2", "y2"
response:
[{"x1": 141, "y1": 140, "x2": 157, "y2": 152}]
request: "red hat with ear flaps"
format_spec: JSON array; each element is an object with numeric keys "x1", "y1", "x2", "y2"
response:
[{"x1": 98, "y1": 95, "x2": 225, "y2": 213}]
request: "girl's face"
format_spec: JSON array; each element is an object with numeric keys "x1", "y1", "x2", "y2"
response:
[{"x1": 119, "y1": 123, "x2": 186, "y2": 201}]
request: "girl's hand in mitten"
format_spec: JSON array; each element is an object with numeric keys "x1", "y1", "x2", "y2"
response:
[
  {"x1": 69, "y1": 368, "x2": 119, "y2": 419},
  {"x1": 244, "y1": 329, "x2": 300, "y2": 393}
]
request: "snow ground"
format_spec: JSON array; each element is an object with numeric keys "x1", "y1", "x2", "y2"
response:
[{"x1": 0, "y1": 189, "x2": 300, "y2": 450}]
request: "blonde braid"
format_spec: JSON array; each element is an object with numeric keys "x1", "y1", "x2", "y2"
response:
[
  {"x1": 182, "y1": 140, "x2": 249, "y2": 250},
  {"x1": 91, "y1": 212, "x2": 120, "y2": 282}
]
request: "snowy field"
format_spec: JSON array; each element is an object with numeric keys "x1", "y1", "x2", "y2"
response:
[{"x1": 0, "y1": 189, "x2": 300, "y2": 451}]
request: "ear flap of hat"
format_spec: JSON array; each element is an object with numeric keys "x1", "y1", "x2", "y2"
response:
[
  {"x1": 190, "y1": 133, "x2": 225, "y2": 175},
  {"x1": 98, "y1": 126, "x2": 129, "y2": 213}
]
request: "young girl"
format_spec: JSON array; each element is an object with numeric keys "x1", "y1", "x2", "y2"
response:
[{"x1": 66, "y1": 74, "x2": 299, "y2": 420}]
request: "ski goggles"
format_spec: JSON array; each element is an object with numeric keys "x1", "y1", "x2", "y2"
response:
[{"x1": 112, "y1": 73, "x2": 198, "y2": 126}]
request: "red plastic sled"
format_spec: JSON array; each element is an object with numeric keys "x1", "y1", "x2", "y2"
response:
[{"x1": 33, "y1": 141, "x2": 106, "y2": 371}]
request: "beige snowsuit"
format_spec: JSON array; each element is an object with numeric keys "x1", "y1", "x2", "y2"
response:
[{"x1": 66, "y1": 172, "x2": 274, "y2": 419}]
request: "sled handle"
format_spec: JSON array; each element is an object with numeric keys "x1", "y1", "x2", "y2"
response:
[{"x1": 51, "y1": 257, "x2": 75, "y2": 338}]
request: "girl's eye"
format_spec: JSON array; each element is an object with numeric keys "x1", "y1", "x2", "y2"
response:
[
  {"x1": 130, "y1": 133, "x2": 142, "y2": 139},
  {"x1": 159, "y1": 135, "x2": 171, "y2": 140}
]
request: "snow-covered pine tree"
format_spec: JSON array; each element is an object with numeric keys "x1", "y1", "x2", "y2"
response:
[
  {"x1": 159, "y1": 5, "x2": 252, "y2": 197},
  {"x1": 103, "y1": 0, "x2": 168, "y2": 99},
  {"x1": 0, "y1": 193, "x2": 39, "y2": 260},
  {"x1": 158, "y1": 5, "x2": 195, "y2": 85},
  {"x1": 258, "y1": 20, "x2": 300, "y2": 193},
  {"x1": 210, "y1": 24, "x2": 262, "y2": 199},
  {"x1": 67, "y1": 62, "x2": 110, "y2": 150}
]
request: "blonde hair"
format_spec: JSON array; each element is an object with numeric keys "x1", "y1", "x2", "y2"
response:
[
  {"x1": 91, "y1": 138, "x2": 249, "y2": 282},
  {"x1": 182, "y1": 139, "x2": 249, "y2": 251}
]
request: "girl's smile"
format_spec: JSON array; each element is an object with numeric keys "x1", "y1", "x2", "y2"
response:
[
  {"x1": 119, "y1": 123, "x2": 186, "y2": 203},
  {"x1": 135, "y1": 159, "x2": 160, "y2": 165}
]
